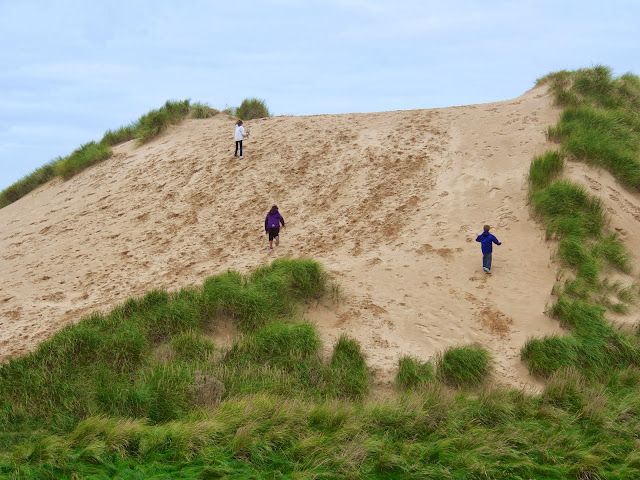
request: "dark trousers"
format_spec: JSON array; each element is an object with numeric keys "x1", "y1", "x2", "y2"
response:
[{"x1": 235, "y1": 140, "x2": 243, "y2": 157}]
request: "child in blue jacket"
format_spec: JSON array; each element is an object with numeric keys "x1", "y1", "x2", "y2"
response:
[{"x1": 476, "y1": 225, "x2": 501, "y2": 274}]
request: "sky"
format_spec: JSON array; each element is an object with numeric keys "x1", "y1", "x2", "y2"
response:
[{"x1": 1, "y1": 0, "x2": 639, "y2": 191}]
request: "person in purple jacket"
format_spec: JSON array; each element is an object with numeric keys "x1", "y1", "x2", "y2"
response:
[
  {"x1": 265, "y1": 205, "x2": 285, "y2": 252},
  {"x1": 476, "y1": 225, "x2": 501, "y2": 274}
]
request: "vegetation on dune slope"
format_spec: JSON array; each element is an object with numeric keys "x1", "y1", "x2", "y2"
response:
[
  {"x1": 2, "y1": 68, "x2": 640, "y2": 477},
  {"x1": 0, "y1": 97, "x2": 270, "y2": 209},
  {"x1": 522, "y1": 66, "x2": 640, "y2": 382},
  {"x1": 1, "y1": 258, "x2": 640, "y2": 478}
]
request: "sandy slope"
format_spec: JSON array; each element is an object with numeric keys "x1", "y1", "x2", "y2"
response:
[{"x1": 4, "y1": 84, "x2": 637, "y2": 391}]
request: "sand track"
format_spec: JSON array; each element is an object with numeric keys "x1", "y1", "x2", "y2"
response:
[{"x1": 5, "y1": 85, "x2": 633, "y2": 390}]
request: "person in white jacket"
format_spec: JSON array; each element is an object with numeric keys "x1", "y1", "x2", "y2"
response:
[{"x1": 234, "y1": 120, "x2": 248, "y2": 158}]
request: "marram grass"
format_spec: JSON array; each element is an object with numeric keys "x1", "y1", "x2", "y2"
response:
[
  {"x1": 522, "y1": 67, "x2": 640, "y2": 382},
  {"x1": 4, "y1": 256, "x2": 640, "y2": 477}
]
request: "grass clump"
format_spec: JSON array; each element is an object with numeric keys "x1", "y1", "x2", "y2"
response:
[
  {"x1": 190, "y1": 102, "x2": 219, "y2": 119},
  {"x1": 225, "y1": 322, "x2": 320, "y2": 370},
  {"x1": 133, "y1": 99, "x2": 191, "y2": 144},
  {"x1": 530, "y1": 180, "x2": 606, "y2": 239},
  {"x1": 523, "y1": 66, "x2": 640, "y2": 379},
  {"x1": 54, "y1": 141, "x2": 112, "y2": 180},
  {"x1": 528, "y1": 150, "x2": 564, "y2": 190},
  {"x1": 234, "y1": 97, "x2": 271, "y2": 120},
  {"x1": 0, "y1": 161, "x2": 57, "y2": 208},
  {"x1": 101, "y1": 125, "x2": 136, "y2": 146},
  {"x1": 521, "y1": 335, "x2": 580, "y2": 377},
  {"x1": 170, "y1": 331, "x2": 214, "y2": 362},
  {"x1": 436, "y1": 345, "x2": 492, "y2": 387},
  {"x1": 396, "y1": 355, "x2": 435, "y2": 390},
  {"x1": 544, "y1": 66, "x2": 640, "y2": 191},
  {"x1": 326, "y1": 335, "x2": 370, "y2": 400}
]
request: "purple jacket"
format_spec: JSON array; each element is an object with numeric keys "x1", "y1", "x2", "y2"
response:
[
  {"x1": 476, "y1": 231, "x2": 501, "y2": 253},
  {"x1": 265, "y1": 210, "x2": 285, "y2": 230}
]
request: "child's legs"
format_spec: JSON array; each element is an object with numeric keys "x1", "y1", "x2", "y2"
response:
[
  {"x1": 268, "y1": 228, "x2": 280, "y2": 246},
  {"x1": 483, "y1": 253, "x2": 492, "y2": 270},
  {"x1": 239, "y1": 140, "x2": 243, "y2": 156},
  {"x1": 235, "y1": 141, "x2": 240, "y2": 156}
]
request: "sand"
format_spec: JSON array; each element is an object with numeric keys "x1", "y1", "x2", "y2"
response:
[{"x1": 2, "y1": 84, "x2": 639, "y2": 391}]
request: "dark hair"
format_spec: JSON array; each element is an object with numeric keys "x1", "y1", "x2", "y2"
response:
[
  {"x1": 269, "y1": 205, "x2": 278, "y2": 214},
  {"x1": 236, "y1": 120, "x2": 243, "y2": 126},
  {"x1": 483, "y1": 225, "x2": 490, "y2": 232}
]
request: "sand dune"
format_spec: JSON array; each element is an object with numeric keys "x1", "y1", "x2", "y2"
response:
[{"x1": 4, "y1": 84, "x2": 637, "y2": 390}]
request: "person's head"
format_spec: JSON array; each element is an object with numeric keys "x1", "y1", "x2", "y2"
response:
[
  {"x1": 269, "y1": 205, "x2": 278, "y2": 214},
  {"x1": 483, "y1": 225, "x2": 491, "y2": 232},
  {"x1": 236, "y1": 120, "x2": 243, "y2": 126}
]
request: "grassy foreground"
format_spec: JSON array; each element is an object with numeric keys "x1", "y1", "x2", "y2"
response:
[{"x1": 2, "y1": 257, "x2": 640, "y2": 479}]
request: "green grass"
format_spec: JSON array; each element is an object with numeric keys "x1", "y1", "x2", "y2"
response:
[
  {"x1": 170, "y1": 331, "x2": 215, "y2": 362},
  {"x1": 190, "y1": 102, "x2": 219, "y2": 119},
  {"x1": 0, "y1": 161, "x2": 57, "y2": 208},
  {"x1": 2, "y1": 256, "x2": 640, "y2": 477},
  {"x1": 133, "y1": 99, "x2": 191, "y2": 144},
  {"x1": 528, "y1": 150, "x2": 564, "y2": 191},
  {"x1": 101, "y1": 125, "x2": 136, "y2": 146},
  {"x1": 326, "y1": 334, "x2": 370, "y2": 399},
  {"x1": 522, "y1": 66, "x2": 640, "y2": 382},
  {"x1": 396, "y1": 355, "x2": 435, "y2": 390},
  {"x1": 7, "y1": 380, "x2": 640, "y2": 478},
  {"x1": 234, "y1": 97, "x2": 271, "y2": 120},
  {"x1": 544, "y1": 66, "x2": 640, "y2": 191},
  {"x1": 54, "y1": 140, "x2": 112, "y2": 180},
  {"x1": 530, "y1": 180, "x2": 607, "y2": 239},
  {"x1": 436, "y1": 345, "x2": 492, "y2": 387}
]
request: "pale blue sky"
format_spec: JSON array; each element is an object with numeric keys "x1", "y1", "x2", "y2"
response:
[{"x1": 1, "y1": 0, "x2": 639, "y2": 190}]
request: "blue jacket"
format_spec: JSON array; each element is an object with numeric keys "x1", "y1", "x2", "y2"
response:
[{"x1": 476, "y1": 231, "x2": 501, "y2": 253}]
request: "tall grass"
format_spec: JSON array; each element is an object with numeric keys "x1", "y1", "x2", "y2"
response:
[
  {"x1": 234, "y1": 97, "x2": 271, "y2": 120},
  {"x1": 0, "y1": 161, "x2": 57, "y2": 208},
  {"x1": 53, "y1": 141, "x2": 112, "y2": 180},
  {"x1": 6, "y1": 380, "x2": 640, "y2": 478},
  {"x1": 396, "y1": 355, "x2": 435, "y2": 389},
  {"x1": 522, "y1": 66, "x2": 640, "y2": 380},
  {"x1": 545, "y1": 66, "x2": 640, "y2": 190},
  {"x1": 0, "y1": 259, "x2": 328, "y2": 425},
  {"x1": 190, "y1": 102, "x2": 219, "y2": 119},
  {"x1": 528, "y1": 150, "x2": 564, "y2": 190},
  {"x1": 436, "y1": 345, "x2": 492, "y2": 387},
  {"x1": 133, "y1": 99, "x2": 190, "y2": 144}
]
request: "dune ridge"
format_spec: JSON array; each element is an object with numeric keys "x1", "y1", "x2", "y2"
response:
[{"x1": 3, "y1": 84, "x2": 623, "y2": 390}]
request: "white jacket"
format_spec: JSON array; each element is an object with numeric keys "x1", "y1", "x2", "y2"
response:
[{"x1": 235, "y1": 125, "x2": 246, "y2": 141}]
